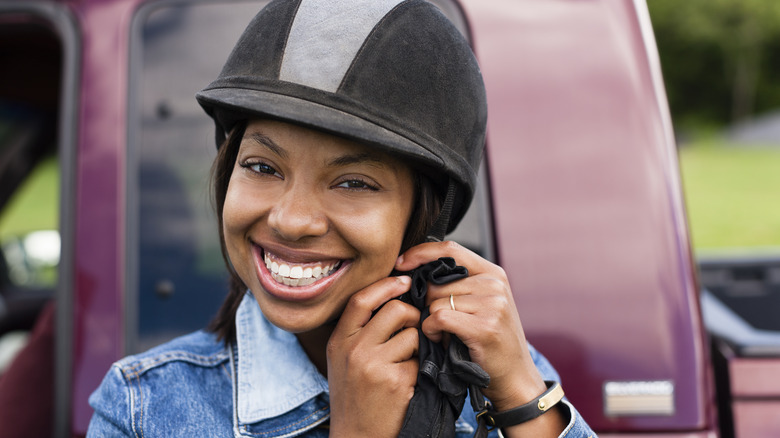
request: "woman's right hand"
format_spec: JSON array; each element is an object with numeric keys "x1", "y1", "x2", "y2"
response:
[{"x1": 326, "y1": 275, "x2": 420, "y2": 437}]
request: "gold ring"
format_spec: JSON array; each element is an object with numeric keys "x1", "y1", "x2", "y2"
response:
[{"x1": 450, "y1": 294, "x2": 456, "y2": 311}]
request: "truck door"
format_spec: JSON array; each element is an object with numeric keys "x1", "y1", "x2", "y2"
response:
[{"x1": 0, "y1": 3, "x2": 78, "y2": 437}]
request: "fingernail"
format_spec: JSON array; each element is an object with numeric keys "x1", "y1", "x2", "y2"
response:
[
  {"x1": 396, "y1": 255, "x2": 404, "y2": 266},
  {"x1": 398, "y1": 275, "x2": 411, "y2": 285}
]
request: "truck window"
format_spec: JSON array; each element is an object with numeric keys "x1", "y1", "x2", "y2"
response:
[
  {"x1": 127, "y1": 0, "x2": 492, "y2": 353},
  {"x1": 0, "y1": 6, "x2": 79, "y2": 435},
  {"x1": 0, "y1": 15, "x2": 61, "y2": 369},
  {"x1": 127, "y1": 0, "x2": 268, "y2": 353}
]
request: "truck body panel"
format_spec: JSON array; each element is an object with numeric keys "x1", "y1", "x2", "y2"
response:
[{"x1": 464, "y1": 0, "x2": 714, "y2": 432}]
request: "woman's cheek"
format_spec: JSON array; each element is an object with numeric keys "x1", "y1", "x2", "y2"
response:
[
  {"x1": 342, "y1": 202, "x2": 411, "y2": 264},
  {"x1": 224, "y1": 179, "x2": 271, "y2": 231},
  {"x1": 222, "y1": 180, "x2": 265, "y2": 267}
]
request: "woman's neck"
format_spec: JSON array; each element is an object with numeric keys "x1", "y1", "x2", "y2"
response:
[{"x1": 296, "y1": 326, "x2": 335, "y2": 377}]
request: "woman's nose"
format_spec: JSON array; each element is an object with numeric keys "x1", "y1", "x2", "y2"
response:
[{"x1": 267, "y1": 183, "x2": 328, "y2": 241}]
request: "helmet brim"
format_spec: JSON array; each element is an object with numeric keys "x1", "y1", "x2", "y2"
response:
[{"x1": 197, "y1": 86, "x2": 445, "y2": 169}]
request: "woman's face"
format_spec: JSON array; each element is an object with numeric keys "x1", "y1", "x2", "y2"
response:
[{"x1": 223, "y1": 119, "x2": 415, "y2": 333}]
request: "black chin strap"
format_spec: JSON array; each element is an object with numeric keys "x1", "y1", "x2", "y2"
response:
[{"x1": 426, "y1": 179, "x2": 458, "y2": 242}]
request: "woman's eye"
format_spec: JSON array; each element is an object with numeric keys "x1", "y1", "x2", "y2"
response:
[
  {"x1": 243, "y1": 161, "x2": 280, "y2": 177},
  {"x1": 335, "y1": 179, "x2": 378, "y2": 191}
]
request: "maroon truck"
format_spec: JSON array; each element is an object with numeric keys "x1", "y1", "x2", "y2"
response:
[{"x1": 1, "y1": 0, "x2": 779, "y2": 436}]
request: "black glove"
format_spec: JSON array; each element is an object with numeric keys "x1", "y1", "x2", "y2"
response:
[{"x1": 396, "y1": 257, "x2": 491, "y2": 438}]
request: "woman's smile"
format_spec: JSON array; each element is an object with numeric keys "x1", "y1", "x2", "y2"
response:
[
  {"x1": 264, "y1": 249, "x2": 342, "y2": 288},
  {"x1": 222, "y1": 119, "x2": 415, "y2": 333},
  {"x1": 251, "y1": 242, "x2": 352, "y2": 302}
]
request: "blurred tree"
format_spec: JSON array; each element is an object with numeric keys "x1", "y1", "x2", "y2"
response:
[{"x1": 649, "y1": 0, "x2": 780, "y2": 131}]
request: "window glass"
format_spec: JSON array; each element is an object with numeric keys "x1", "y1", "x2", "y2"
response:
[
  {"x1": 129, "y1": 0, "x2": 268, "y2": 352},
  {"x1": 0, "y1": 17, "x2": 61, "y2": 364},
  {"x1": 0, "y1": 158, "x2": 59, "y2": 289},
  {"x1": 129, "y1": 0, "x2": 492, "y2": 352}
]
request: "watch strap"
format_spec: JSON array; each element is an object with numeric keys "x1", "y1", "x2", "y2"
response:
[{"x1": 477, "y1": 380, "x2": 564, "y2": 429}]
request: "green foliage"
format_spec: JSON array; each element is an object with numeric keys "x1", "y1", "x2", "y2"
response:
[
  {"x1": 678, "y1": 141, "x2": 780, "y2": 249},
  {"x1": 649, "y1": 0, "x2": 780, "y2": 130},
  {"x1": 0, "y1": 157, "x2": 59, "y2": 239}
]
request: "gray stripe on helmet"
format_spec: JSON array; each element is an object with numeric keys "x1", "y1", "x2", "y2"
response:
[{"x1": 279, "y1": 0, "x2": 405, "y2": 92}]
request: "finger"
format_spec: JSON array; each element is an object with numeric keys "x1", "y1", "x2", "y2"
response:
[
  {"x1": 382, "y1": 326, "x2": 420, "y2": 363},
  {"x1": 427, "y1": 293, "x2": 490, "y2": 316},
  {"x1": 395, "y1": 241, "x2": 499, "y2": 276},
  {"x1": 396, "y1": 357, "x2": 420, "y2": 390},
  {"x1": 424, "y1": 272, "x2": 494, "y2": 297},
  {"x1": 335, "y1": 276, "x2": 411, "y2": 334},
  {"x1": 424, "y1": 294, "x2": 520, "y2": 347},
  {"x1": 420, "y1": 308, "x2": 478, "y2": 343},
  {"x1": 363, "y1": 299, "x2": 420, "y2": 344}
]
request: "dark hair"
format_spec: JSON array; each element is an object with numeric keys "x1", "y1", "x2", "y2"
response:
[{"x1": 207, "y1": 120, "x2": 442, "y2": 342}]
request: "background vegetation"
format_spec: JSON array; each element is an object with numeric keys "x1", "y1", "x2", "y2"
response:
[
  {"x1": 0, "y1": 157, "x2": 58, "y2": 239},
  {"x1": 679, "y1": 142, "x2": 780, "y2": 250},
  {"x1": 649, "y1": 0, "x2": 780, "y2": 129},
  {"x1": 649, "y1": 0, "x2": 780, "y2": 251}
]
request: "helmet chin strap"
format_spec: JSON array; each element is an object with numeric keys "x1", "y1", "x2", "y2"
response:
[{"x1": 426, "y1": 179, "x2": 458, "y2": 243}]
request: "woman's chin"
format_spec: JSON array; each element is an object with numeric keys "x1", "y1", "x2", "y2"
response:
[
  {"x1": 267, "y1": 316, "x2": 333, "y2": 335},
  {"x1": 252, "y1": 293, "x2": 341, "y2": 334}
]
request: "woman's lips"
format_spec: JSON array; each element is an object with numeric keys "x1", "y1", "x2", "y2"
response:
[
  {"x1": 252, "y1": 245, "x2": 349, "y2": 301},
  {"x1": 264, "y1": 251, "x2": 342, "y2": 287}
]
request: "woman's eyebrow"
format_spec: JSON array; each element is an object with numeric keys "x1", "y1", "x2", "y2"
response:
[
  {"x1": 326, "y1": 152, "x2": 387, "y2": 169},
  {"x1": 245, "y1": 132, "x2": 288, "y2": 159}
]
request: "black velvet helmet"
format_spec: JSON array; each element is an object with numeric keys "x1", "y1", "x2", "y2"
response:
[{"x1": 196, "y1": 0, "x2": 487, "y2": 236}]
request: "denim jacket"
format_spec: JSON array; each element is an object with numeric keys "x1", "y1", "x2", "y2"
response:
[{"x1": 88, "y1": 293, "x2": 597, "y2": 437}]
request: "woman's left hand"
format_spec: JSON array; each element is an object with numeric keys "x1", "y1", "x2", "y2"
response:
[{"x1": 395, "y1": 241, "x2": 548, "y2": 413}]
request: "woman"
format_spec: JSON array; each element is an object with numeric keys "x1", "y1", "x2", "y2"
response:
[{"x1": 88, "y1": 1, "x2": 596, "y2": 436}]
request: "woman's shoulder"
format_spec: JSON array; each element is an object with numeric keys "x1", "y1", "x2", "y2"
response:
[
  {"x1": 87, "y1": 330, "x2": 234, "y2": 436},
  {"x1": 113, "y1": 329, "x2": 230, "y2": 377}
]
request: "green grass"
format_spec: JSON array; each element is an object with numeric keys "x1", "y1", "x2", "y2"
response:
[
  {"x1": 678, "y1": 140, "x2": 780, "y2": 251},
  {"x1": 0, "y1": 157, "x2": 59, "y2": 240}
]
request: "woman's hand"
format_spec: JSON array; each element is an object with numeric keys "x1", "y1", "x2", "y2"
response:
[
  {"x1": 395, "y1": 241, "x2": 567, "y2": 437},
  {"x1": 326, "y1": 275, "x2": 420, "y2": 438}
]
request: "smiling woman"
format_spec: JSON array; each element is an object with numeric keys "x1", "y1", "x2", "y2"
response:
[
  {"x1": 87, "y1": 1, "x2": 596, "y2": 437},
  {"x1": 222, "y1": 119, "x2": 415, "y2": 335}
]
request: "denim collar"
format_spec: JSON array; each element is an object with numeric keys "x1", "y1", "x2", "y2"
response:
[{"x1": 234, "y1": 292, "x2": 329, "y2": 424}]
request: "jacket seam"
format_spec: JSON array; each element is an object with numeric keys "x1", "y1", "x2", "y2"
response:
[
  {"x1": 120, "y1": 350, "x2": 229, "y2": 376},
  {"x1": 119, "y1": 365, "x2": 144, "y2": 438},
  {"x1": 136, "y1": 368, "x2": 145, "y2": 438},
  {"x1": 230, "y1": 342, "x2": 242, "y2": 438},
  {"x1": 240, "y1": 406, "x2": 329, "y2": 438}
]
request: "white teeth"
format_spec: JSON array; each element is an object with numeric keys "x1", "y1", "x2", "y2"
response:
[
  {"x1": 298, "y1": 277, "x2": 316, "y2": 286},
  {"x1": 263, "y1": 251, "x2": 340, "y2": 287}
]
